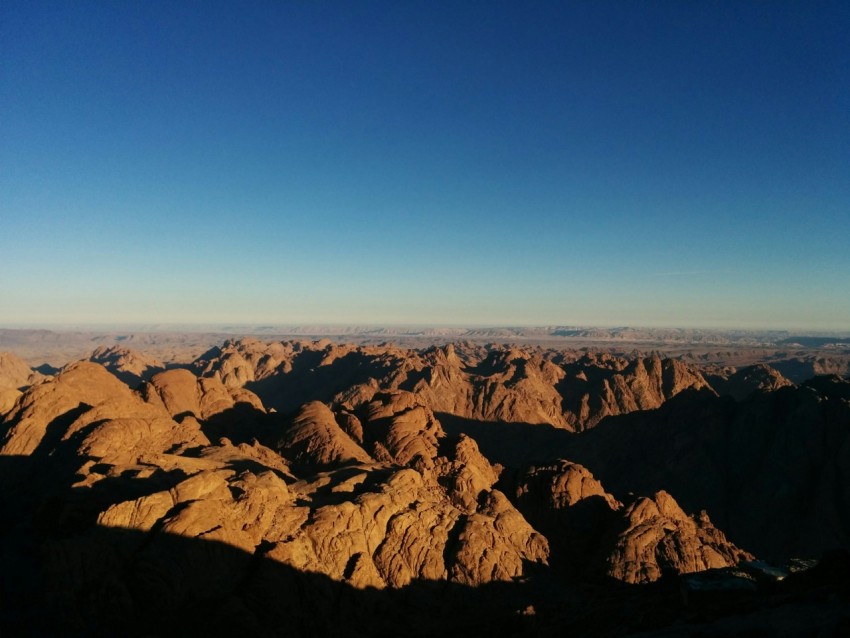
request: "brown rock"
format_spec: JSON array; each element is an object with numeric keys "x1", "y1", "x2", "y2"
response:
[
  {"x1": 707, "y1": 364, "x2": 794, "y2": 401},
  {"x1": 561, "y1": 354, "x2": 712, "y2": 430},
  {"x1": 513, "y1": 460, "x2": 621, "y2": 572},
  {"x1": 144, "y1": 368, "x2": 264, "y2": 421},
  {"x1": 197, "y1": 437, "x2": 295, "y2": 480},
  {"x1": 516, "y1": 460, "x2": 620, "y2": 511},
  {"x1": 1, "y1": 361, "x2": 140, "y2": 456},
  {"x1": 557, "y1": 379, "x2": 850, "y2": 561},
  {"x1": 412, "y1": 347, "x2": 572, "y2": 428},
  {"x1": 277, "y1": 401, "x2": 372, "y2": 469},
  {"x1": 448, "y1": 490, "x2": 549, "y2": 586},
  {"x1": 194, "y1": 338, "x2": 298, "y2": 388},
  {"x1": 0, "y1": 351, "x2": 44, "y2": 391},
  {"x1": 270, "y1": 466, "x2": 547, "y2": 589},
  {"x1": 98, "y1": 467, "x2": 299, "y2": 550},
  {"x1": 69, "y1": 401, "x2": 209, "y2": 464},
  {"x1": 88, "y1": 345, "x2": 165, "y2": 387},
  {"x1": 434, "y1": 434, "x2": 500, "y2": 513},
  {"x1": 0, "y1": 388, "x2": 22, "y2": 417},
  {"x1": 362, "y1": 391, "x2": 444, "y2": 467},
  {"x1": 603, "y1": 490, "x2": 752, "y2": 584},
  {"x1": 335, "y1": 410, "x2": 364, "y2": 444}
]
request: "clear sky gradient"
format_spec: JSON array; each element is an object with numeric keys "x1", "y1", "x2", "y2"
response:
[{"x1": 2, "y1": 1, "x2": 848, "y2": 330}]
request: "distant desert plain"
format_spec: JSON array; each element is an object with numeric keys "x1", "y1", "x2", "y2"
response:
[{"x1": 1, "y1": 325, "x2": 849, "y2": 636}]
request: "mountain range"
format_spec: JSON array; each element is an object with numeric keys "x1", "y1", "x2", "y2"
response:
[{"x1": 1, "y1": 337, "x2": 848, "y2": 636}]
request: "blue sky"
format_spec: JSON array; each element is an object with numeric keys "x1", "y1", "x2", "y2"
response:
[{"x1": 2, "y1": 1, "x2": 848, "y2": 330}]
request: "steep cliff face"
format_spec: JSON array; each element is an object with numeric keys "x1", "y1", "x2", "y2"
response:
[
  {"x1": 558, "y1": 354, "x2": 712, "y2": 430},
  {"x1": 408, "y1": 347, "x2": 572, "y2": 428}
]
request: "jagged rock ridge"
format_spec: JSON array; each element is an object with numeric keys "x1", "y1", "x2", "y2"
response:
[{"x1": 0, "y1": 343, "x2": 847, "y2": 637}]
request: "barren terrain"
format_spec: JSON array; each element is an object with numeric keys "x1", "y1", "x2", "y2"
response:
[{"x1": 1, "y1": 328, "x2": 849, "y2": 636}]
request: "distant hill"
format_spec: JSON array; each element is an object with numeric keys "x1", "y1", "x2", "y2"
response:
[{"x1": 778, "y1": 336, "x2": 850, "y2": 348}]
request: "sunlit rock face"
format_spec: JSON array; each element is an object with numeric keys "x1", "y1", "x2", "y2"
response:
[
  {"x1": 193, "y1": 339, "x2": 717, "y2": 431},
  {"x1": 602, "y1": 491, "x2": 752, "y2": 584},
  {"x1": 277, "y1": 400, "x2": 372, "y2": 469},
  {"x1": 0, "y1": 352, "x2": 44, "y2": 392},
  {"x1": 88, "y1": 345, "x2": 165, "y2": 387},
  {"x1": 1, "y1": 344, "x2": 847, "y2": 636}
]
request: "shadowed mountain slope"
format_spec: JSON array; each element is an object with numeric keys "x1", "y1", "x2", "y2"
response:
[
  {"x1": 555, "y1": 381, "x2": 850, "y2": 561},
  {"x1": 0, "y1": 346, "x2": 848, "y2": 636}
]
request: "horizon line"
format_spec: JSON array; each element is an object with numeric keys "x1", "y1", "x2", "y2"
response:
[{"x1": 1, "y1": 322, "x2": 849, "y2": 337}]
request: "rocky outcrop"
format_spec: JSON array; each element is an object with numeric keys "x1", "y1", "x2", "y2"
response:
[
  {"x1": 412, "y1": 347, "x2": 571, "y2": 428},
  {"x1": 512, "y1": 460, "x2": 749, "y2": 583},
  {"x1": 194, "y1": 437, "x2": 295, "y2": 480},
  {"x1": 513, "y1": 460, "x2": 621, "y2": 571},
  {"x1": 291, "y1": 464, "x2": 545, "y2": 588},
  {"x1": 0, "y1": 361, "x2": 211, "y2": 468},
  {"x1": 0, "y1": 389, "x2": 21, "y2": 417},
  {"x1": 88, "y1": 345, "x2": 165, "y2": 387},
  {"x1": 69, "y1": 401, "x2": 208, "y2": 465},
  {"x1": 434, "y1": 434, "x2": 500, "y2": 513},
  {"x1": 143, "y1": 368, "x2": 264, "y2": 421},
  {"x1": 515, "y1": 459, "x2": 619, "y2": 512},
  {"x1": 193, "y1": 338, "x2": 300, "y2": 388},
  {"x1": 603, "y1": 491, "x2": 752, "y2": 584},
  {"x1": 98, "y1": 467, "x2": 296, "y2": 550},
  {"x1": 0, "y1": 361, "x2": 140, "y2": 456},
  {"x1": 706, "y1": 363, "x2": 793, "y2": 400},
  {"x1": 195, "y1": 339, "x2": 412, "y2": 413},
  {"x1": 772, "y1": 356, "x2": 850, "y2": 384},
  {"x1": 0, "y1": 352, "x2": 46, "y2": 417},
  {"x1": 402, "y1": 344, "x2": 474, "y2": 416},
  {"x1": 559, "y1": 354, "x2": 712, "y2": 430},
  {"x1": 137, "y1": 368, "x2": 267, "y2": 444},
  {"x1": 361, "y1": 391, "x2": 445, "y2": 467},
  {"x1": 277, "y1": 401, "x2": 372, "y2": 470},
  {"x1": 0, "y1": 352, "x2": 43, "y2": 391},
  {"x1": 92, "y1": 454, "x2": 547, "y2": 593},
  {"x1": 400, "y1": 348, "x2": 715, "y2": 431}
]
